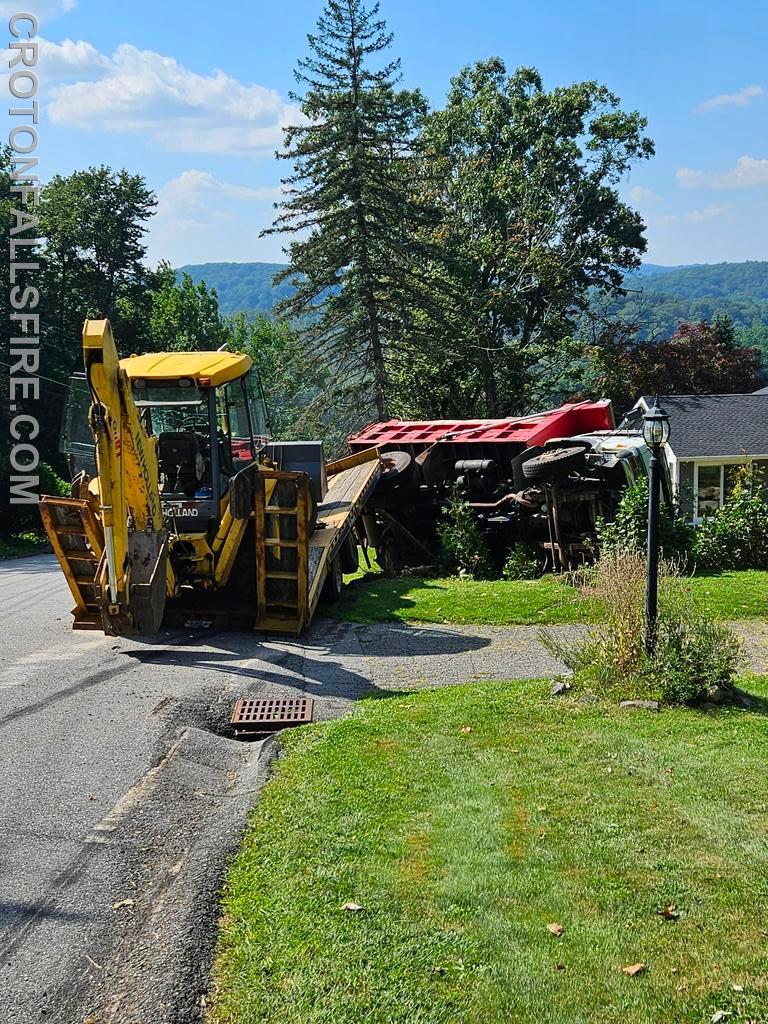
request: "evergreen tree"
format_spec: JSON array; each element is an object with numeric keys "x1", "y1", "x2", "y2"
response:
[{"x1": 265, "y1": 0, "x2": 430, "y2": 420}]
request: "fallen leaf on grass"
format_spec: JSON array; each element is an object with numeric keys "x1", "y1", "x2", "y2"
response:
[
  {"x1": 461, "y1": 726, "x2": 473, "y2": 734},
  {"x1": 547, "y1": 923, "x2": 564, "y2": 937},
  {"x1": 656, "y1": 903, "x2": 681, "y2": 921},
  {"x1": 622, "y1": 963, "x2": 646, "y2": 976},
  {"x1": 112, "y1": 899, "x2": 135, "y2": 910},
  {"x1": 711, "y1": 1012, "x2": 729, "y2": 1023},
  {"x1": 341, "y1": 902, "x2": 365, "y2": 912}
]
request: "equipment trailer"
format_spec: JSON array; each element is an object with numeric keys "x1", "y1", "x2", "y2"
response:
[{"x1": 40, "y1": 319, "x2": 381, "y2": 636}]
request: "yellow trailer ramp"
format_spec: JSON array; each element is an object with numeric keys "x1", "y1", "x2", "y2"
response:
[{"x1": 254, "y1": 448, "x2": 382, "y2": 633}]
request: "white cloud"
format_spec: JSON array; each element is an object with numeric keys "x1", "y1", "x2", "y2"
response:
[
  {"x1": 44, "y1": 41, "x2": 301, "y2": 155},
  {"x1": 677, "y1": 156, "x2": 768, "y2": 189},
  {"x1": 685, "y1": 205, "x2": 725, "y2": 222},
  {"x1": 158, "y1": 170, "x2": 282, "y2": 211},
  {"x1": 0, "y1": 36, "x2": 115, "y2": 78},
  {"x1": 148, "y1": 171, "x2": 285, "y2": 266},
  {"x1": 41, "y1": 37, "x2": 110, "y2": 77},
  {"x1": 628, "y1": 185, "x2": 662, "y2": 204},
  {"x1": 0, "y1": 0, "x2": 75, "y2": 19},
  {"x1": 697, "y1": 84, "x2": 765, "y2": 112}
]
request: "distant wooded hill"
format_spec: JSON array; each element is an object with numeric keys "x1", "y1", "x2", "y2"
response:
[
  {"x1": 177, "y1": 262, "x2": 293, "y2": 316},
  {"x1": 178, "y1": 259, "x2": 768, "y2": 353}
]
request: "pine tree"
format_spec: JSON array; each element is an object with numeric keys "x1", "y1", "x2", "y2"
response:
[{"x1": 264, "y1": 0, "x2": 430, "y2": 421}]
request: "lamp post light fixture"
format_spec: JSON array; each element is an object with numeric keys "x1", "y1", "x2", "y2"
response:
[{"x1": 642, "y1": 398, "x2": 671, "y2": 655}]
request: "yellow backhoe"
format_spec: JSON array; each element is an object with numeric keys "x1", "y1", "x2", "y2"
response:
[{"x1": 40, "y1": 319, "x2": 381, "y2": 636}]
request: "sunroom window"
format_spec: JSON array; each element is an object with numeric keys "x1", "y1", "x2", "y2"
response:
[{"x1": 696, "y1": 464, "x2": 722, "y2": 519}]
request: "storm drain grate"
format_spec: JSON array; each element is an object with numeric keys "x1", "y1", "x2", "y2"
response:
[{"x1": 230, "y1": 696, "x2": 314, "y2": 735}]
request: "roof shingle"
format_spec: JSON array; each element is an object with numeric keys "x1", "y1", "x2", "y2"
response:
[{"x1": 637, "y1": 394, "x2": 768, "y2": 459}]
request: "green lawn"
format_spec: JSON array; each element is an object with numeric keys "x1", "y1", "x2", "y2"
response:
[
  {"x1": 213, "y1": 678, "x2": 768, "y2": 1024},
  {"x1": 333, "y1": 562, "x2": 768, "y2": 625}
]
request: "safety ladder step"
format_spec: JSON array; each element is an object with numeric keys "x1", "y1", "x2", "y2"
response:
[
  {"x1": 55, "y1": 526, "x2": 88, "y2": 536},
  {"x1": 265, "y1": 571, "x2": 299, "y2": 581},
  {"x1": 264, "y1": 506, "x2": 299, "y2": 515},
  {"x1": 263, "y1": 538, "x2": 299, "y2": 548}
]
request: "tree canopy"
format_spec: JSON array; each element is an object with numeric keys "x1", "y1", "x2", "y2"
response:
[
  {"x1": 586, "y1": 316, "x2": 763, "y2": 415},
  {"x1": 394, "y1": 59, "x2": 655, "y2": 418}
]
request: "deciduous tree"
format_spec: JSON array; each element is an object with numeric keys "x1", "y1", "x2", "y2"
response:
[
  {"x1": 406, "y1": 60, "x2": 654, "y2": 417},
  {"x1": 587, "y1": 315, "x2": 764, "y2": 414}
]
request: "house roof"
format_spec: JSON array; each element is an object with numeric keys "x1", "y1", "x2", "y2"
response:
[{"x1": 636, "y1": 394, "x2": 768, "y2": 459}]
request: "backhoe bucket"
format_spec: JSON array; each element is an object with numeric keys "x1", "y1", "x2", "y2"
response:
[{"x1": 126, "y1": 529, "x2": 169, "y2": 634}]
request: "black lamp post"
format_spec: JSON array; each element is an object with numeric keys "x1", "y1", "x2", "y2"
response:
[{"x1": 642, "y1": 398, "x2": 671, "y2": 654}]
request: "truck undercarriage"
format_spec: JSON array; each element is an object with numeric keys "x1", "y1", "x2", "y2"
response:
[{"x1": 350, "y1": 402, "x2": 662, "y2": 572}]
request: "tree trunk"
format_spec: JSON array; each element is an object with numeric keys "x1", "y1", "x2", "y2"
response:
[{"x1": 366, "y1": 288, "x2": 387, "y2": 419}]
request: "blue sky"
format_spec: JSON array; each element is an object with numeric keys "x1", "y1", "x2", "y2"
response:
[{"x1": 8, "y1": 0, "x2": 768, "y2": 268}]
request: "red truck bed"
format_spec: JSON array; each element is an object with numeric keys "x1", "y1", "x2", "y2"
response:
[{"x1": 349, "y1": 400, "x2": 614, "y2": 451}]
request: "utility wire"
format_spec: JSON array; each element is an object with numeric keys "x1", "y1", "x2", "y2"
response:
[{"x1": 0, "y1": 360, "x2": 88, "y2": 392}]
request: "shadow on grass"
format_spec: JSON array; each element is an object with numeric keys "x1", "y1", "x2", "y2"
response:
[
  {"x1": 691, "y1": 676, "x2": 768, "y2": 717},
  {"x1": 335, "y1": 571, "x2": 447, "y2": 623}
]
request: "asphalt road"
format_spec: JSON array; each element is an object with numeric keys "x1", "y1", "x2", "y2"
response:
[
  {"x1": 3, "y1": 555, "x2": 766, "y2": 1024},
  {"x1": 0, "y1": 555, "x2": 574, "y2": 1024}
]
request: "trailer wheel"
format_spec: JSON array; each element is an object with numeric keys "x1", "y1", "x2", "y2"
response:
[
  {"x1": 339, "y1": 533, "x2": 359, "y2": 574},
  {"x1": 321, "y1": 555, "x2": 343, "y2": 603},
  {"x1": 521, "y1": 445, "x2": 589, "y2": 482}
]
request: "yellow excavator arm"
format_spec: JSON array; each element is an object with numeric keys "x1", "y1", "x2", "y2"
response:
[{"x1": 83, "y1": 318, "x2": 173, "y2": 633}]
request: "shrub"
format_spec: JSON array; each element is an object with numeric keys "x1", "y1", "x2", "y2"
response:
[
  {"x1": 541, "y1": 550, "x2": 743, "y2": 705},
  {"x1": 650, "y1": 586, "x2": 742, "y2": 704},
  {"x1": 437, "y1": 487, "x2": 491, "y2": 579},
  {"x1": 0, "y1": 462, "x2": 69, "y2": 537},
  {"x1": 596, "y1": 477, "x2": 694, "y2": 562},
  {"x1": 502, "y1": 543, "x2": 541, "y2": 580},
  {"x1": 693, "y1": 465, "x2": 768, "y2": 570}
]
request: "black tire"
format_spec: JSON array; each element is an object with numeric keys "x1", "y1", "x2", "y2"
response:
[
  {"x1": 339, "y1": 533, "x2": 359, "y2": 574},
  {"x1": 379, "y1": 450, "x2": 413, "y2": 485},
  {"x1": 371, "y1": 451, "x2": 421, "y2": 508},
  {"x1": 321, "y1": 555, "x2": 343, "y2": 603},
  {"x1": 521, "y1": 445, "x2": 589, "y2": 482}
]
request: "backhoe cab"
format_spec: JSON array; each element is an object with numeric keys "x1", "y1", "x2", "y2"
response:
[{"x1": 124, "y1": 350, "x2": 269, "y2": 531}]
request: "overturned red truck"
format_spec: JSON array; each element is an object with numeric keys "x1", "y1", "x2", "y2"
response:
[{"x1": 350, "y1": 400, "x2": 662, "y2": 572}]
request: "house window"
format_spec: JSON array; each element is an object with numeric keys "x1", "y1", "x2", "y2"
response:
[
  {"x1": 696, "y1": 464, "x2": 722, "y2": 519},
  {"x1": 681, "y1": 460, "x2": 768, "y2": 524}
]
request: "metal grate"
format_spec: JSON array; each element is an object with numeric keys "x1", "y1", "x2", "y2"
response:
[{"x1": 230, "y1": 696, "x2": 314, "y2": 735}]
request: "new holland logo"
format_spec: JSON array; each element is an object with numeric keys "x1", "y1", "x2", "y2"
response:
[{"x1": 164, "y1": 503, "x2": 200, "y2": 517}]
